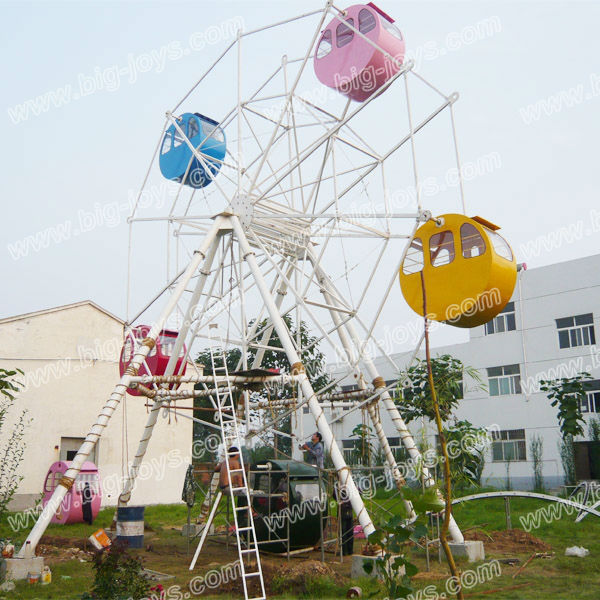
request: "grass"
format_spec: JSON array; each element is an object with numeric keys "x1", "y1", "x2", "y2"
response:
[{"x1": 1, "y1": 489, "x2": 599, "y2": 599}]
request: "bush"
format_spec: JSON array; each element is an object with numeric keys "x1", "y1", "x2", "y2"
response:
[
  {"x1": 0, "y1": 368, "x2": 29, "y2": 522},
  {"x1": 86, "y1": 542, "x2": 150, "y2": 600}
]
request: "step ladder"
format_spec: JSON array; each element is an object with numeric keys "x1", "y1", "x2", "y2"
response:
[{"x1": 208, "y1": 338, "x2": 266, "y2": 600}]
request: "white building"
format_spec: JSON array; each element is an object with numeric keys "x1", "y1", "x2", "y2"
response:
[
  {"x1": 0, "y1": 301, "x2": 193, "y2": 510},
  {"x1": 300, "y1": 253, "x2": 600, "y2": 490}
]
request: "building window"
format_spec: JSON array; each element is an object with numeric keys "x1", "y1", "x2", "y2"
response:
[
  {"x1": 60, "y1": 437, "x2": 98, "y2": 464},
  {"x1": 556, "y1": 313, "x2": 596, "y2": 349},
  {"x1": 387, "y1": 437, "x2": 408, "y2": 462},
  {"x1": 342, "y1": 439, "x2": 357, "y2": 464},
  {"x1": 581, "y1": 380, "x2": 600, "y2": 414},
  {"x1": 487, "y1": 364, "x2": 521, "y2": 396},
  {"x1": 491, "y1": 429, "x2": 526, "y2": 461},
  {"x1": 340, "y1": 385, "x2": 358, "y2": 410},
  {"x1": 485, "y1": 302, "x2": 516, "y2": 335}
]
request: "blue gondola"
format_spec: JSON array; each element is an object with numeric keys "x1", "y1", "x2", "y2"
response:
[{"x1": 159, "y1": 112, "x2": 226, "y2": 189}]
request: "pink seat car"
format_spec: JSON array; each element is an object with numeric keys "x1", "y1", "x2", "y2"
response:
[{"x1": 314, "y1": 3, "x2": 405, "y2": 102}]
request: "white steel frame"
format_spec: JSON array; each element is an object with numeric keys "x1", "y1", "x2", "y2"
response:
[{"x1": 22, "y1": 0, "x2": 470, "y2": 559}]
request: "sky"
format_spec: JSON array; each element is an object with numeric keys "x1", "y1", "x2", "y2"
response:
[{"x1": 2, "y1": 0, "x2": 600, "y2": 354}]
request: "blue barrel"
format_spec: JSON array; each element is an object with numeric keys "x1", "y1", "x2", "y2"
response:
[{"x1": 116, "y1": 506, "x2": 145, "y2": 549}]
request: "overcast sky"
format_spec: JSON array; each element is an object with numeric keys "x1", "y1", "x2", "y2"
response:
[{"x1": 2, "y1": 0, "x2": 599, "y2": 351}]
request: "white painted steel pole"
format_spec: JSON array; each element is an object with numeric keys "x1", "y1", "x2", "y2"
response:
[
  {"x1": 231, "y1": 216, "x2": 375, "y2": 536},
  {"x1": 306, "y1": 246, "x2": 464, "y2": 543},
  {"x1": 313, "y1": 265, "x2": 416, "y2": 519},
  {"x1": 117, "y1": 231, "x2": 221, "y2": 506},
  {"x1": 19, "y1": 217, "x2": 226, "y2": 558}
]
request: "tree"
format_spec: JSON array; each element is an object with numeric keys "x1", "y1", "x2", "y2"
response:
[
  {"x1": 530, "y1": 434, "x2": 545, "y2": 492},
  {"x1": 399, "y1": 354, "x2": 481, "y2": 424},
  {"x1": 540, "y1": 373, "x2": 592, "y2": 486},
  {"x1": 0, "y1": 368, "x2": 29, "y2": 521},
  {"x1": 397, "y1": 355, "x2": 487, "y2": 489},
  {"x1": 349, "y1": 423, "x2": 375, "y2": 466},
  {"x1": 540, "y1": 373, "x2": 592, "y2": 439},
  {"x1": 195, "y1": 316, "x2": 331, "y2": 460},
  {"x1": 444, "y1": 420, "x2": 488, "y2": 490}
]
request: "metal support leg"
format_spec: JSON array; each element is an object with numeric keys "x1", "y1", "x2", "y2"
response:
[
  {"x1": 307, "y1": 244, "x2": 464, "y2": 543},
  {"x1": 232, "y1": 216, "x2": 375, "y2": 536},
  {"x1": 118, "y1": 229, "x2": 222, "y2": 506},
  {"x1": 19, "y1": 217, "x2": 226, "y2": 558}
]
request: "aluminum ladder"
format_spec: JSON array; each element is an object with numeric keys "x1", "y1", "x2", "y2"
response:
[{"x1": 208, "y1": 340, "x2": 266, "y2": 600}]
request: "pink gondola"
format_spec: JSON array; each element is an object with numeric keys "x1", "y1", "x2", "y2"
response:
[
  {"x1": 118, "y1": 325, "x2": 187, "y2": 396},
  {"x1": 42, "y1": 461, "x2": 101, "y2": 525},
  {"x1": 313, "y1": 3, "x2": 405, "y2": 102}
]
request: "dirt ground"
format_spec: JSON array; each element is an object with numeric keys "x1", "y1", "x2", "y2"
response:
[
  {"x1": 35, "y1": 530, "x2": 360, "y2": 598},
  {"x1": 32, "y1": 527, "x2": 554, "y2": 598},
  {"x1": 465, "y1": 529, "x2": 552, "y2": 555}
]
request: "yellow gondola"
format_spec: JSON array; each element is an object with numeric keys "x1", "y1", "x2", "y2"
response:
[{"x1": 399, "y1": 214, "x2": 517, "y2": 328}]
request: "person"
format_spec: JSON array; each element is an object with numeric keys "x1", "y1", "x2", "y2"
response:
[
  {"x1": 300, "y1": 432, "x2": 324, "y2": 469},
  {"x1": 81, "y1": 482, "x2": 93, "y2": 525},
  {"x1": 334, "y1": 482, "x2": 354, "y2": 556},
  {"x1": 215, "y1": 446, "x2": 244, "y2": 494}
]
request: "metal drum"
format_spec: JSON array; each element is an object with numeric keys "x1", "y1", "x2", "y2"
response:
[{"x1": 116, "y1": 506, "x2": 145, "y2": 549}]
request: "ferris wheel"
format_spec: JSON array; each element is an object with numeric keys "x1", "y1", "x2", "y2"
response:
[{"x1": 22, "y1": 3, "x2": 518, "y2": 594}]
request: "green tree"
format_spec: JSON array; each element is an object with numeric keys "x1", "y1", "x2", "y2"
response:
[
  {"x1": 540, "y1": 373, "x2": 592, "y2": 439},
  {"x1": 0, "y1": 368, "x2": 29, "y2": 521},
  {"x1": 444, "y1": 420, "x2": 489, "y2": 490},
  {"x1": 349, "y1": 423, "x2": 375, "y2": 466},
  {"x1": 398, "y1": 355, "x2": 487, "y2": 489},
  {"x1": 399, "y1": 354, "x2": 481, "y2": 424},
  {"x1": 540, "y1": 373, "x2": 592, "y2": 486}
]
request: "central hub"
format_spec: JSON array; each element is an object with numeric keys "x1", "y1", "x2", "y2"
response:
[{"x1": 228, "y1": 194, "x2": 254, "y2": 230}]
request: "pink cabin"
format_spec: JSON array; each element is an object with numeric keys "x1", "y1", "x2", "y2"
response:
[
  {"x1": 119, "y1": 325, "x2": 187, "y2": 396},
  {"x1": 313, "y1": 3, "x2": 405, "y2": 102},
  {"x1": 43, "y1": 461, "x2": 101, "y2": 525}
]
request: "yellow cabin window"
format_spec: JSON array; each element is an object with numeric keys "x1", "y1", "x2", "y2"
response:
[
  {"x1": 460, "y1": 223, "x2": 486, "y2": 258},
  {"x1": 487, "y1": 229, "x2": 513, "y2": 261},
  {"x1": 402, "y1": 238, "x2": 424, "y2": 274},
  {"x1": 429, "y1": 231, "x2": 455, "y2": 267}
]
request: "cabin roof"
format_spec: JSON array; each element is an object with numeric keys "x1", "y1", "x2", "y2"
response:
[{"x1": 254, "y1": 459, "x2": 319, "y2": 478}]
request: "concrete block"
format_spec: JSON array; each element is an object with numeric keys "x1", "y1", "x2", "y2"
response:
[
  {"x1": 351, "y1": 553, "x2": 405, "y2": 579},
  {"x1": 352, "y1": 553, "x2": 381, "y2": 579},
  {"x1": 5, "y1": 557, "x2": 44, "y2": 581},
  {"x1": 448, "y1": 540, "x2": 485, "y2": 562}
]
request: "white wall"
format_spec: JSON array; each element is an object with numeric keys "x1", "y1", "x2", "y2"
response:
[
  {"x1": 309, "y1": 254, "x2": 600, "y2": 490},
  {"x1": 0, "y1": 303, "x2": 193, "y2": 510}
]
